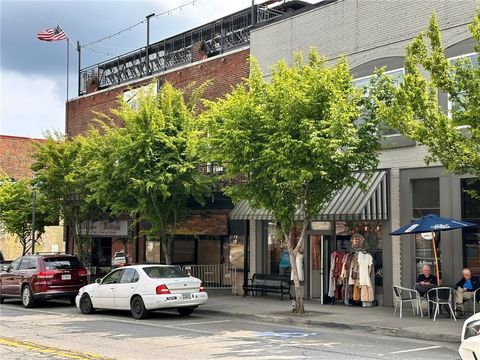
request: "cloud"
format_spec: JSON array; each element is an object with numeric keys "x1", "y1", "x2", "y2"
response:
[{"x1": 0, "y1": 69, "x2": 65, "y2": 138}]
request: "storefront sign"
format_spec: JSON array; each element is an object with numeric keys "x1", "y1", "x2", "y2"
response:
[
  {"x1": 311, "y1": 221, "x2": 331, "y2": 231},
  {"x1": 78, "y1": 220, "x2": 129, "y2": 237}
]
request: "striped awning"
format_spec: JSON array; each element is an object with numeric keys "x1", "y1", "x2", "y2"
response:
[{"x1": 229, "y1": 170, "x2": 389, "y2": 221}]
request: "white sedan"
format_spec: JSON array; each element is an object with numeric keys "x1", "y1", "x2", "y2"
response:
[
  {"x1": 76, "y1": 264, "x2": 208, "y2": 319},
  {"x1": 459, "y1": 312, "x2": 480, "y2": 360}
]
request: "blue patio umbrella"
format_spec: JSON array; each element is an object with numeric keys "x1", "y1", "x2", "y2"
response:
[{"x1": 390, "y1": 214, "x2": 476, "y2": 284}]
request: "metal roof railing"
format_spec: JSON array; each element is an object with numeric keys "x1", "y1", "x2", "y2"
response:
[{"x1": 79, "y1": 4, "x2": 290, "y2": 96}]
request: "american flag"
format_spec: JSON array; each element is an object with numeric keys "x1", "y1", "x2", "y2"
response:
[{"x1": 37, "y1": 26, "x2": 67, "y2": 41}]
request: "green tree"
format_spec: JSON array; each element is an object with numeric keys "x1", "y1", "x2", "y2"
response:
[
  {"x1": 31, "y1": 134, "x2": 101, "y2": 262},
  {"x1": 378, "y1": 11, "x2": 480, "y2": 180},
  {"x1": 88, "y1": 83, "x2": 212, "y2": 264},
  {"x1": 200, "y1": 50, "x2": 382, "y2": 313},
  {"x1": 0, "y1": 178, "x2": 49, "y2": 255}
]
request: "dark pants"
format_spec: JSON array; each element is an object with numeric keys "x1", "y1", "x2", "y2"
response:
[{"x1": 415, "y1": 283, "x2": 435, "y2": 296}]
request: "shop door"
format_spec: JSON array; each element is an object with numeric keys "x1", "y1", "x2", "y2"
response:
[{"x1": 309, "y1": 235, "x2": 330, "y2": 303}]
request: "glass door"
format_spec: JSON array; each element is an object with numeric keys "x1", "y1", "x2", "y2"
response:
[{"x1": 309, "y1": 234, "x2": 330, "y2": 303}]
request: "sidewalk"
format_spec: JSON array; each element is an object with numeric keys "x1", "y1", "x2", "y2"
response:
[{"x1": 198, "y1": 292, "x2": 463, "y2": 344}]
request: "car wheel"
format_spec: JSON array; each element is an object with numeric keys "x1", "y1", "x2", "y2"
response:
[
  {"x1": 177, "y1": 307, "x2": 196, "y2": 316},
  {"x1": 22, "y1": 285, "x2": 36, "y2": 308},
  {"x1": 79, "y1": 294, "x2": 95, "y2": 314},
  {"x1": 130, "y1": 296, "x2": 149, "y2": 319},
  {"x1": 0, "y1": 296, "x2": 4, "y2": 304}
]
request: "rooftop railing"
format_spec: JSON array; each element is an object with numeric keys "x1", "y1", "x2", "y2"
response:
[{"x1": 79, "y1": 5, "x2": 286, "y2": 96}]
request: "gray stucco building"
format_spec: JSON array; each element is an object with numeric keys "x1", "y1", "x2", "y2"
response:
[{"x1": 232, "y1": 0, "x2": 479, "y2": 307}]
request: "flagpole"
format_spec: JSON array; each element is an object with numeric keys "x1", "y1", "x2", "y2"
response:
[{"x1": 66, "y1": 38, "x2": 69, "y2": 101}]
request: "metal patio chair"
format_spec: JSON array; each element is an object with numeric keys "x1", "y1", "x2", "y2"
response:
[
  {"x1": 427, "y1": 287, "x2": 457, "y2": 321},
  {"x1": 463, "y1": 288, "x2": 480, "y2": 314},
  {"x1": 392, "y1": 285, "x2": 422, "y2": 318}
]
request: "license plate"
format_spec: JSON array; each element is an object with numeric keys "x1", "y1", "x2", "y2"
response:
[
  {"x1": 182, "y1": 293, "x2": 191, "y2": 300},
  {"x1": 61, "y1": 274, "x2": 71, "y2": 280}
]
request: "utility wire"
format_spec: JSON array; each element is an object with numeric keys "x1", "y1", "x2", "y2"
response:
[{"x1": 82, "y1": 0, "x2": 197, "y2": 48}]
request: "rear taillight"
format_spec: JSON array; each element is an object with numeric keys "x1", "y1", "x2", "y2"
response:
[
  {"x1": 199, "y1": 283, "x2": 205, "y2": 292},
  {"x1": 36, "y1": 271, "x2": 56, "y2": 279},
  {"x1": 78, "y1": 268, "x2": 87, "y2": 277},
  {"x1": 156, "y1": 284, "x2": 171, "y2": 295}
]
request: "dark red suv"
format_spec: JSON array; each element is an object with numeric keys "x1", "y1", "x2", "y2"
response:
[{"x1": 0, "y1": 254, "x2": 87, "y2": 307}]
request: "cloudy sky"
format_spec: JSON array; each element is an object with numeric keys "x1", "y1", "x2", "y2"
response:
[{"x1": 0, "y1": 0, "x2": 258, "y2": 138}]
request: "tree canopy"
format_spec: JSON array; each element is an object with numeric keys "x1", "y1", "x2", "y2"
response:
[
  {"x1": 0, "y1": 177, "x2": 50, "y2": 255},
  {"x1": 87, "y1": 83, "x2": 213, "y2": 264},
  {"x1": 31, "y1": 133, "x2": 101, "y2": 260},
  {"x1": 200, "y1": 50, "x2": 383, "y2": 312},
  {"x1": 378, "y1": 11, "x2": 480, "y2": 179}
]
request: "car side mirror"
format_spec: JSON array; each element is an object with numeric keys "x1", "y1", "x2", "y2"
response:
[
  {"x1": 95, "y1": 278, "x2": 102, "y2": 284},
  {"x1": 2, "y1": 266, "x2": 9, "y2": 272}
]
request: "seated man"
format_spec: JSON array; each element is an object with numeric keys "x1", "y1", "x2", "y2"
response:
[
  {"x1": 415, "y1": 265, "x2": 437, "y2": 296},
  {"x1": 455, "y1": 268, "x2": 480, "y2": 318}
]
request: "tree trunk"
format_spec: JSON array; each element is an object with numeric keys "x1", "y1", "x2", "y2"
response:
[
  {"x1": 289, "y1": 251, "x2": 305, "y2": 313},
  {"x1": 21, "y1": 237, "x2": 28, "y2": 256},
  {"x1": 162, "y1": 237, "x2": 172, "y2": 265},
  {"x1": 283, "y1": 219, "x2": 308, "y2": 314}
]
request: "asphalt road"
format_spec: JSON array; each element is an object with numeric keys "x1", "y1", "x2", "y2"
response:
[{"x1": 0, "y1": 299, "x2": 460, "y2": 360}]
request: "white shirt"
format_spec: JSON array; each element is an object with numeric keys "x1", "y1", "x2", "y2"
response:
[{"x1": 357, "y1": 252, "x2": 373, "y2": 287}]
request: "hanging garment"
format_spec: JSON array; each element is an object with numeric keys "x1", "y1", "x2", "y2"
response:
[
  {"x1": 296, "y1": 253, "x2": 304, "y2": 282},
  {"x1": 358, "y1": 252, "x2": 373, "y2": 287},
  {"x1": 328, "y1": 252, "x2": 337, "y2": 298}
]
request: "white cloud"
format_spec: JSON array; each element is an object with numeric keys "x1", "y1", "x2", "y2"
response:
[{"x1": 0, "y1": 69, "x2": 65, "y2": 139}]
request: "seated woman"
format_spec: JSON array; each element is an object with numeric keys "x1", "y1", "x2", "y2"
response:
[{"x1": 415, "y1": 265, "x2": 437, "y2": 296}]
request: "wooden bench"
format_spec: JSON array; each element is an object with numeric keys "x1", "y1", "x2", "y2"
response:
[{"x1": 243, "y1": 273, "x2": 292, "y2": 300}]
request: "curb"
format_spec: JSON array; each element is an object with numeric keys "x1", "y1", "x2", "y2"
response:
[{"x1": 197, "y1": 308, "x2": 460, "y2": 344}]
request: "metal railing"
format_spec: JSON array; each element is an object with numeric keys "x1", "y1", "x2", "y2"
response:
[
  {"x1": 182, "y1": 264, "x2": 237, "y2": 294},
  {"x1": 79, "y1": 5, "x2": 288, "y2": 95}
]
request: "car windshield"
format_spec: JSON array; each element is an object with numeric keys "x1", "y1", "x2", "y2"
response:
[
  {"x1": 464, "y1": 319, "x2": 480, "y2": 340},
  {"x1": 142, "y1": 266, "x2": 189, "y2": 279},
  {"x1": 44, "y1": 257, "x2": 82, "y2": 270}
]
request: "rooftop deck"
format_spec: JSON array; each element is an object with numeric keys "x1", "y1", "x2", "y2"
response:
[{"x1": 79, "y1": 1, "x2": 308, "y2": 96}]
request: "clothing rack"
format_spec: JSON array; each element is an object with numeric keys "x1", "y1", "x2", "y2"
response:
[{"x1": 328, "y1": 250, "x2": 376, "y2": 307}]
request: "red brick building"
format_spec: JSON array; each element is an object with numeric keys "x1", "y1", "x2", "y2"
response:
[
  {"x1": 0, "y1": 135, "x2": 46, "y2": 180},
  {"x1": 65, "y1": 2, "x2": 308, "y2": 273},
  {"x1": 0, "y1": 135, "x2": 64, "y2": 259}
]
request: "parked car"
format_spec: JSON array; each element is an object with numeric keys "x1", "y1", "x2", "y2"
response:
[
  {"x1": 76, "y1": 264, "x2": 208, "y2": 319},
  {"x1": 0, "y1": 254, "x2": 88, "y2": 307},
  {"x1": 459, "y1": 312, "x2": 480, "y2": 360},
  {"x1": 0, "y1": 250, "x2": 11, "y2": 267},
  {"x1": 112, "y1": 252, "x2": 127, "y2": 267}
]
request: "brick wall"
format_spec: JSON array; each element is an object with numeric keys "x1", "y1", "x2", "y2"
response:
[
  {"x1": 66, "y1": 48, "x2": 250, "y2": 136},
  {"x1": 175, "y1": 212, "x2": 228, "y2": 236},
  {"x1": 0, "y1": 135, "x2": 46, "y2": 180}
]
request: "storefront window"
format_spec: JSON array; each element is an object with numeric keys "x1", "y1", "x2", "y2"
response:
[
  {"x1": 173, "y1": 238, "x2": 195, "y2": 264},
  {"x1": 412, "y1": 178, "x2": 440, "y2": 275},
  {"x1": 414, "y1": 233, "x2": 437, "y2": 276},
  {"x1": 267, "y1": 222, "x2": 290, "y2": 276},
  {"x1": 412, "y1": 178, "x2": 440, "y2": 218},
  {"x1": 198, "y1": 238, "x2": 222, "y2": 265},
  {"x1": 335, "y1": 221, "x2": 383, "y2": 286},
  {"x1": 462, "y1": 179, "x2": 480, "y2": 276},
  {"x1": 145, "y1": 240, "x2": 161, "y2": 263},
  {"x1": 224, "y1": 235, "x2": 245, "y2": 271}
]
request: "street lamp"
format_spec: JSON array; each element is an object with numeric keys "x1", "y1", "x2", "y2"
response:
[
  {"x1": 146, "y1": 13, "x2": 155, "y2": 76},
  {"x1": 31, "y1": 189, "x2": 37, "y2": 254}
]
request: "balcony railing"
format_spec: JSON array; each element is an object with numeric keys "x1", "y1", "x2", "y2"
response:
[{"x1": 79, "y1": 5, "x2": 288, "y2": 96}]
